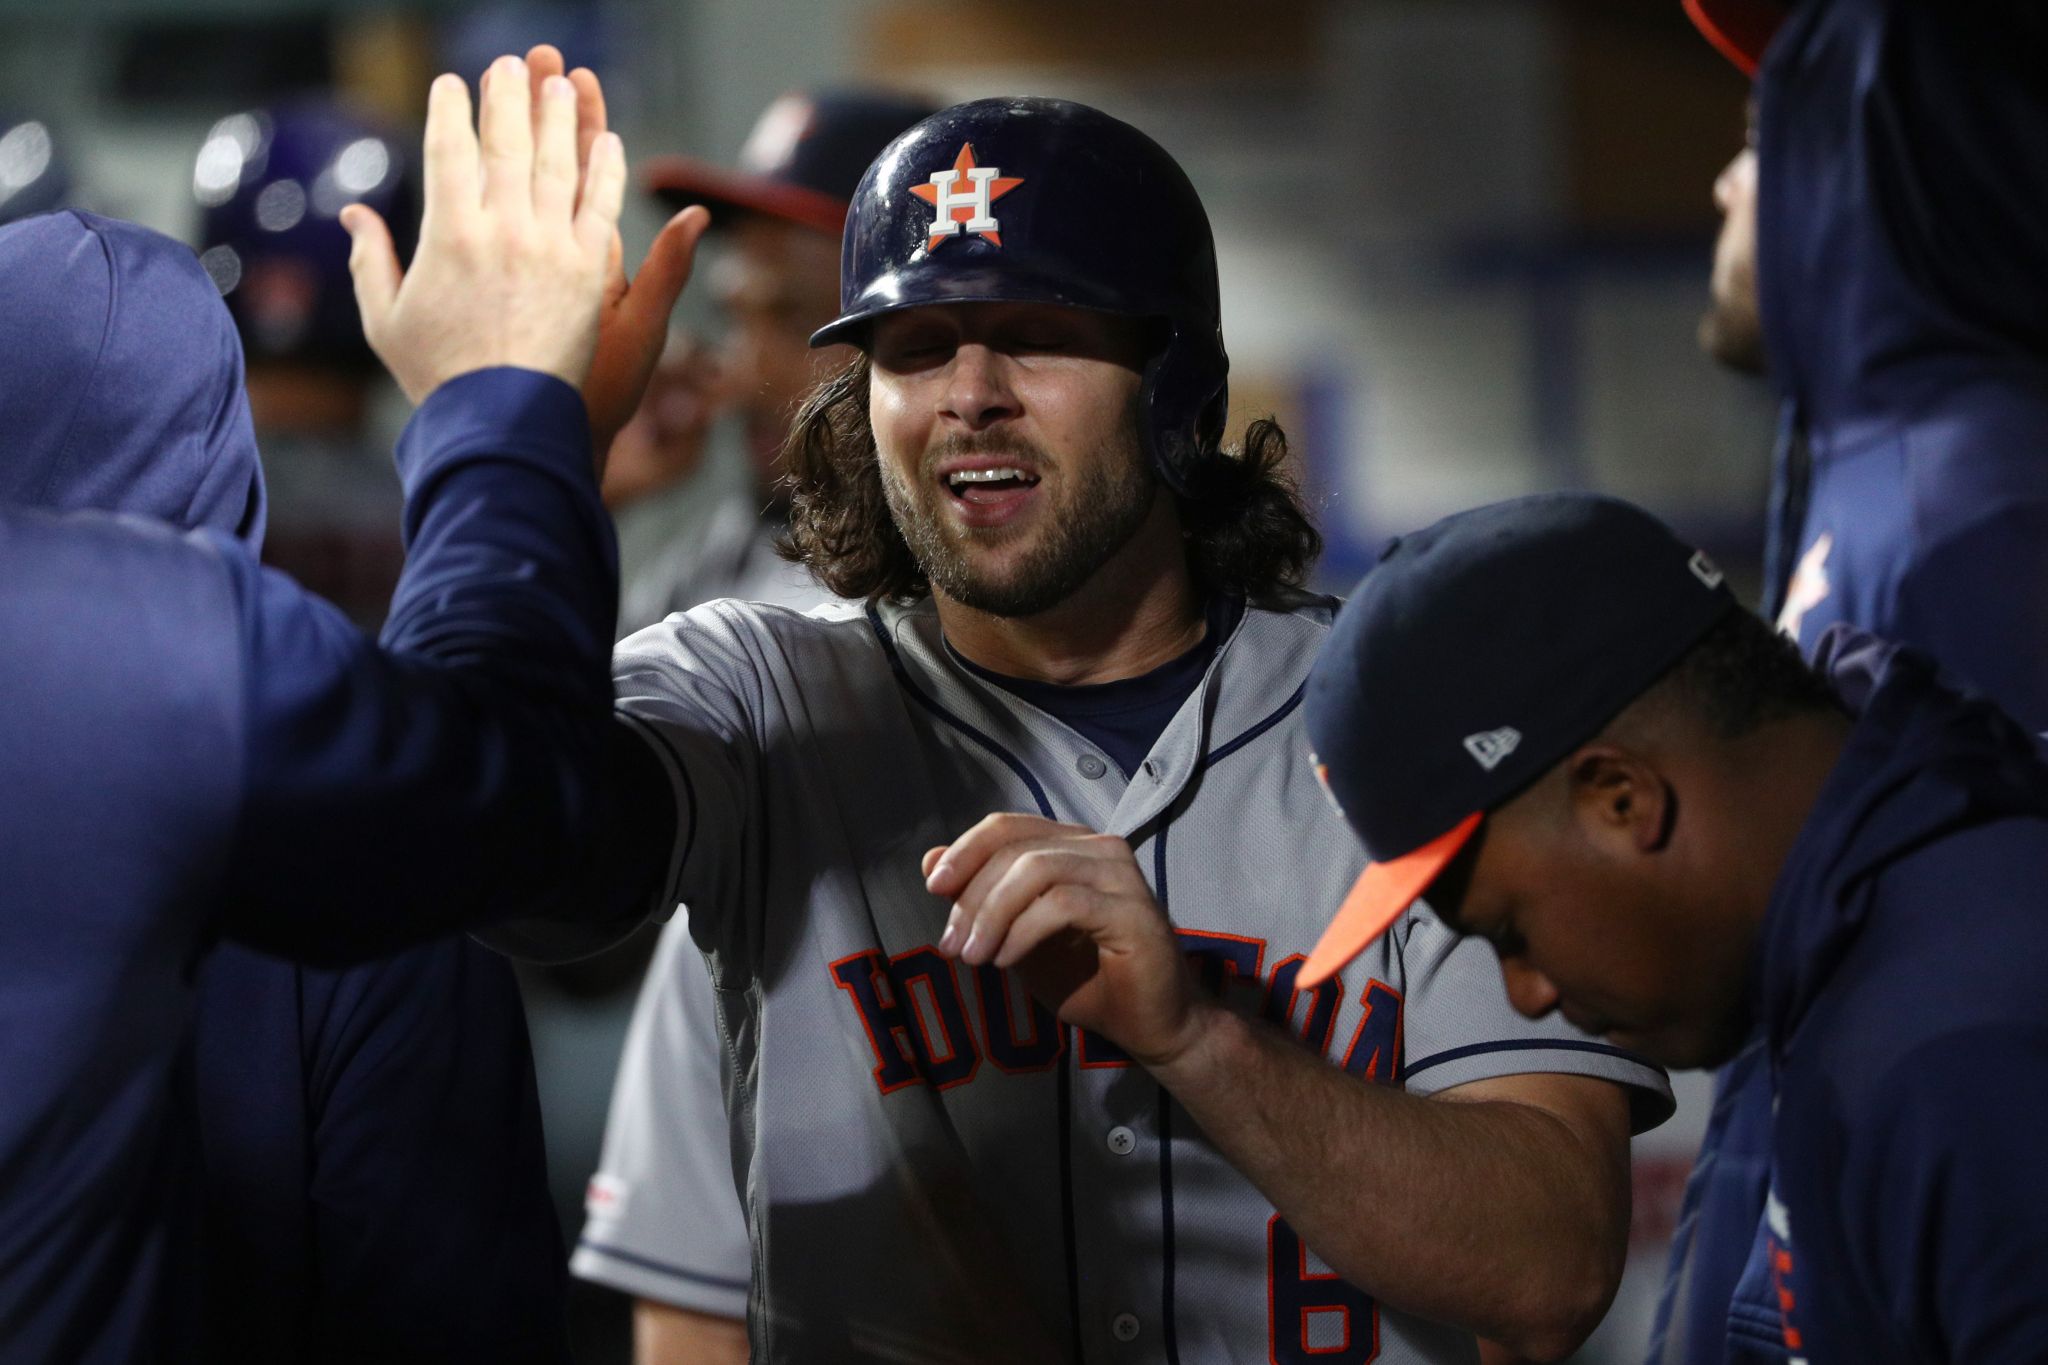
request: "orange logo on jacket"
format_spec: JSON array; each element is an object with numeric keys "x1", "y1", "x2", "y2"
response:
[{"x1": 911, "y1": 143, "x2": 1023, "y2": 251}]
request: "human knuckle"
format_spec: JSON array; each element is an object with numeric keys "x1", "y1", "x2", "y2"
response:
[{"x1": 1046, "y1": 884, "x2": 1090, "y2": 914}]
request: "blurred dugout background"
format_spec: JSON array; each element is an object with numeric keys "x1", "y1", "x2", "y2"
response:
[{"x1": 1, "y1": 1, "x2": 1763, "y2": 1359}]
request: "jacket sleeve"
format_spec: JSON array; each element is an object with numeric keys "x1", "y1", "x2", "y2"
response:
[{"x1": 215, "y1": 367, "x2": 668, "y2": 963}]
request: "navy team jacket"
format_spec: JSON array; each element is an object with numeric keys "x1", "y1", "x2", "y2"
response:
[
  {"x1": 1739, "y1": 630, "x2": 2048, "y2": 1360},
  {"x1": 1652, "y1": 3, "x2": 2048, "y2": 1360},
  {"x1": 0, "y1": 211, "x2": 639, "y2": 1361},
  {"x1": 1756, "y1": 0, "x2": 2048, "y2": 728}
]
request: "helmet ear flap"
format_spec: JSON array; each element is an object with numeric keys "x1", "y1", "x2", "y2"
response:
[{"x1": 1140, "y1": 322, "x2": 1230, "y2": 498}]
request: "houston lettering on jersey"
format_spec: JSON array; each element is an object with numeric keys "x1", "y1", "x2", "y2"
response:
[{"x1": 831, "y1": 927, "x2": 1405, "y2": 1092}]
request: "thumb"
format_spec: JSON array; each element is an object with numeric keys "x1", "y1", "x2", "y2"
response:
[
  {"x1": 340, "y1": 204, "x2": 401, "y2": 338},
  {"x1": 619, "y1": 207, "x2": 710, "y2": 344}
]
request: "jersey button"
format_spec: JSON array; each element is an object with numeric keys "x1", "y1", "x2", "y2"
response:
[
  {"x1": 1111, "y1": 1313, "x2": 1141, "y2": 1342},
  {"x1": 1106, "y1": 1125, "x2": 1136, "y2": 1156},
  {"x1": 1076, "y1": 753, "x2": 1108, "y2": 780}
]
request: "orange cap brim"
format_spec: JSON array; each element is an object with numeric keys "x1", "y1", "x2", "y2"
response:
[
  {"x1": 1299, "y1": 812, "x2": 1484, "y2": 987},
  {"x1": 1683, "y1": 0, "x2": 1784, "y2": 79}
]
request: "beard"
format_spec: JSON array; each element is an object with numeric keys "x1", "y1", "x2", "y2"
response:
[
  {"x1": 1700, "y1": 222, "x2": 1769, "y2": 377},
  {"x1": 880, "y1": 425, "x2": 1159, "y2": 618},
  {"x1": 1698, "y1": 293, "x2": 1768, "y2": 377}
]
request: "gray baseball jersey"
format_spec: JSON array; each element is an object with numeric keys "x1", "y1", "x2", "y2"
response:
[
  {"x1": 579, "y1": 495, "x2": 835, "y2": 1316},
  {"x1": 574, "y1": 908, "x2": 753, "y2": 1318},
  {"x1": 591, "y1": 591, "x2": 1671, "y2": 1363}
]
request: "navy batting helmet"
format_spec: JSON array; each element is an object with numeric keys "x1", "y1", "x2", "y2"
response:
[
  {"x1": 811, "y1": 98, "x2": 1230, "y2": 498},
  {"x1": 194, "y1": 102, "x2": 419, "y2": 371},
  {"x1": 0, "y1": 111, "x2": 71, "y2": 225}
]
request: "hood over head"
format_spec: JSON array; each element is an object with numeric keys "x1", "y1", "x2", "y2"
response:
[
  {"x1": 0, "y1": 209, "x2": 265, "y2": 544},
  {"x1": 1756, "y1": 0, "x2": 2048, "y2": 432},
  {"x1": 1754, "y1": 625, "x2": 2048, "y2": 1046}
]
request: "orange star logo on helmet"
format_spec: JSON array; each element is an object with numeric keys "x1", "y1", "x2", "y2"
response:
[{"x1": 910, "y1": 143, "x2": 1023, "y2": 252}]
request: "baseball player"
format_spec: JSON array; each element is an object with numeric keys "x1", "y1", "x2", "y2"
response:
[
  {"x1": 1693, "y1": 0, "x2": 2048, "y2": 725},
  {"x1": 1659, "y1": 2, "x2": 2048, "y2": 1358},
  {"x1": 508, "y1": 97, "x2": 1673, "y2": 1362},
  {"x1": 575, "y1": 87, "x2": 937, "y2": 1364},
  {"x1": 0, "y1": 58, "x2": 698, "y2": 1359},
  {"x1": 1298, "y1": 492, "x2": 2048, "y2": 1362}
]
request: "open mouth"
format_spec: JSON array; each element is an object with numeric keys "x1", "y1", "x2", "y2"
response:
[{"x1": 944, "y1": 466, "x2": 1042, "y2": 506}]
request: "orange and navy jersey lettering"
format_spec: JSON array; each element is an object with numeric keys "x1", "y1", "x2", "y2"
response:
[
  {"x1": 1269, "y1": 1213, "x2": 1379, "y2": 1363},
  {"x1": 831, "y1": 931, "x2": 1405, "y2": 1095},
  {"x1": 1340, "y1": 981, "x2": 1403, "y2": 1085},
  {"x1": 973, "y1": 961, "x2": 1063, "y2": 1073},
  {"x1": 828, "y1": 948, "x2": 981, "y2": 1092}
]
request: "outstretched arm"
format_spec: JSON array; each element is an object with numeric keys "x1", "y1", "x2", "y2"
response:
[
  {"x1": 218, "y1": 57, "x2": 699, "y2": 961},
  {"x1": 926, "y1": 814, "x2": 1631, "y2": 1361}
]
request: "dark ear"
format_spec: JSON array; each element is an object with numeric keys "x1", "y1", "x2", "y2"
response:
[{"x1": 1563, "y1": 744, "x2": 1675, "y2": 854}]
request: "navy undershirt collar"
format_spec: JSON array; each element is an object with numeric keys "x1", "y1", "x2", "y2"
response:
[{"x1": 946, "y1": 595, "x2": 1245, "y2": 778}]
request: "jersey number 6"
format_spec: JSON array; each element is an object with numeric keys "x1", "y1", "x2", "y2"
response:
[{"x1": 1269, "y1": 1214, "x2": 1378, "y2": 1364}]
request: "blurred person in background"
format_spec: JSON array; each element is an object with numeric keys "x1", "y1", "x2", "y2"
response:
[
  {"x1": 194, "y1": 101, "x2": 415, "y2": 627},
  {"x1": 609, "y1": 88, "x2": 939, "y2": 631},
  {"x1": 1656, "y1": 1, "x2": 2048, "y2": 1361},
  {"x1": 0, "y1": 110, "x2": 69, "y2": 226},
  {"x1": 571, "y1": 87, "x2": 937, "y2": 1365},
  {"x1": 178, "y1": 97, "x2": 569, "y2": 1363}
]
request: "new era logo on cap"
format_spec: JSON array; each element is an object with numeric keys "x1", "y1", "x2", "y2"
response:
[
  {"x1": 1462, "y1": 727, "x2": 1521, "y2": 771},
  {"x1": 1300, "y1": 494, "x2": 1743, "y2": 988}
]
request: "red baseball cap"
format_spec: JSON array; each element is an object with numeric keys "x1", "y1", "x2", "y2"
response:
[
  {"x1": 643, "y1": 90, "x2": 939, "y2": 237},
  {"x1": 1683, "y1": 0, "x2": 1791, "y2": 78}
]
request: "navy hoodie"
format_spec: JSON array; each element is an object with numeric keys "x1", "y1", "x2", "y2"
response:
[
  {"x1": 1756, "y1": 0, "x2": 2048, "y2": 730},
  {"x1": 0, "y1": 211, "x2": 639, "y2": 1360},
  {"x1": 1742, "y1": 628, "x2": 2048, "y2": 1360},
  {"x1": 1653, "y1": 4, "x2": 2048, "y2": 1359}
]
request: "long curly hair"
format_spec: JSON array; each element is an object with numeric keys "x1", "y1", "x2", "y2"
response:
[{"x1": 777, "y1": 355, "x2": 1322, "y2": 603}]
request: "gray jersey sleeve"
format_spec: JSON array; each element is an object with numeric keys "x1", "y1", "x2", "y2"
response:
[
  {"x1": 571, "y1": 910, "x2": 751, "y2": 1319},
  {"x1": 609, "y1": 602, "x2": 779, "y2": 978},
  {"x1": 1394, "y1": 901, "x2": 1674, "y2": 1128},
  {"x1": 469, "y1": 603, "x2": 767, "y2": 965}
]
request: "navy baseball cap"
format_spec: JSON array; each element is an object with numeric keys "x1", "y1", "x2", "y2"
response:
[
  {"x1": 1299, "y1": 494, "x2": 1739, "y2": 986},
  {"x1": 643, "y1": 89, "x2": 940, "y2": 237}
]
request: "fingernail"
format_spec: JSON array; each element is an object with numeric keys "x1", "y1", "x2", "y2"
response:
[
  {"x1": 545, "y1": 74, "x2": 571, "y2": 98},
  {"x1": 960, "y1": 925, "x2": 983, "y2": 962},
  {"x1": 925, "y1": 857, "x2": 951, "y2": 890},
  {"x1": 937, "y1": 907, "x2": 963, "y2": 955}
]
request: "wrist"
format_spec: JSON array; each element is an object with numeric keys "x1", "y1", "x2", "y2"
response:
[{"x1": 1136, "y1": 997, "x2": 1234, "y2": 1086}]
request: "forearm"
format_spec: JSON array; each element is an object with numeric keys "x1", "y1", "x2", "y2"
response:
[
  {"x1": 222, "y1": 371, "x2": 667, "y2": 960},
  {"x1": 636, "y1": 1300, "x2": 749, "y2": 1365},
  {"x1": 1149, "y1": 1001, "x2": 1627, "y2": 1359}
]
